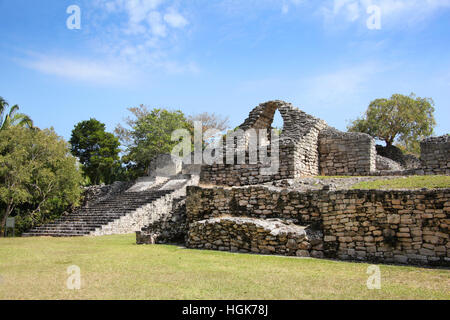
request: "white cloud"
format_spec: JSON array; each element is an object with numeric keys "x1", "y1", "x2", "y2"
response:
[
  {"x1": 237, "y1": 61, "x2": 384, "y2": 106},
  {"x1": 101, "y1": 0, "x2": 188, "y2": 36},
  {"x1": 95, "y1": 0, "x2": 192, "y2": 69},
  {"x1": 164, "y1": 8, "x2": 189, "y2": 28},
  {"x1": 20, "y1": 55, "x2": 135, "y2": 85},
  {"x1": 147, "y1": 11, "x2": 167, "y2": 37},
  {"x1": 319, "y1": 0, "x2": 450, "y2": 29},
  {"x1": 25, "y1": 0, "x2": 197, "y2": 85},
  {"x1": 298, "y1": 62, "x2": 387, "y2": 109}
]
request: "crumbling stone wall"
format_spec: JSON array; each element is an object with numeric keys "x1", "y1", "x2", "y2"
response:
[
  {"x1": 136, "y1": 197, "x2": 187, "y2": 244},
  {"x1": 148, "y1": 154, "x2": 182, "y2": 177},
  {"x1": 319, "y1": 128, "x2": 376, "y2": 176},
  {"x1": 186, "y1": 186, "x2": 450, "y2": 266},
  {"x1": 199, "y1": 101, "x2": 328, "y2": 186},
  {"x1": 376, "y1": 155, "x2": 404, "y2": 171},
  {"x1": 376, "y1": 145, "x2": 421, "y2": 170},
  {"x1": 420, "y1": 135, "x2": 450, "y2": 175},
  {"x1": 187, "y1": 217, "x2": 324, "y2": 257}
]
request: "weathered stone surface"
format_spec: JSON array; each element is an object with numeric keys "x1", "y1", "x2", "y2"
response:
[
  {"x1": 200, "y1": 100, "x2": 329, "y2": 186},
  {"x1": 376, "y1": 155, "x2": 404, "y2": 171},
  {"x1": 199, "y1": 101, "x2": 448, "y2": 186},
  {"x1": 82, "y1": 181, "x2": 135, "y2": 207},
  {"x1": 136, "y1": 197, "x2": 187, "y2": 244},
  {"x1": 186, "y1": 185, "x2": 450, "y2": 266},
  {"x1": 148, "y1": 153, "x2": 182, "y2": 177},
  {"x1": 319, "y1": 128, "x2": 376, "y2": 176},
  {"x1": 187, "y1": 217, "x2": 322, "y2": 257},
  {"x1": 421, "y1": 135, "x2": 450, "y2": 175}
]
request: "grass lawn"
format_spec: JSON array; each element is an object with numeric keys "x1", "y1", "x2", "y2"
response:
[
  {"x1": 0, "y1": 234, "x2": 449, "y2": 300},
  {"x1": 351, "y1": 175, "x2": 450, "y2": 190}
]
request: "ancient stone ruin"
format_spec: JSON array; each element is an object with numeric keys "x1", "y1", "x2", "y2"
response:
[
  {"x1": 25, "y1": 100, "x2": 449, "y2": 267},
  {"x1": 138, "y1": 100, "x2": 449, "y2": 267},
  {"x1": 200, "y1": 100, "x2": 378, "y2": 185},
  {"x1": 421, "y1": 135, "x2": 450, "y2": 175}
]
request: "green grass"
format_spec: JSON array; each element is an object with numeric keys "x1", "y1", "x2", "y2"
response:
[
  {"x1": 352, "y1": 175, "x2": 450, "y2": 190},
  {"x1": 0, "y1": 234, "x2": 449, "y2": 300}
]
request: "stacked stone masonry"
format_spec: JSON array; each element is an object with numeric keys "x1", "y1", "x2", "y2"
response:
[
  {"x1": 188, "y1": 217, "x2": 324, "y2": 257},
  {"x1": 421, "y1": 135, "x2": 450, "y2": 175},
  {"x1": 200, "y1": 100, "x2": 330, "y2": 186},
  {"x1": 200, "y1": 101, "x2": 448, "y2": 187},
  {"x1": 133, "y1": 101, "x2": 449, "y2": 268},
  {"x1": 319, "y1": 128, "x2": 377, "y2": 176},
  {"x1": 136, "y1": 197, "x2": 188, "y2": 244},
  {"x1": 186, "y1": 186, "x2": 450, "y2": 266}
]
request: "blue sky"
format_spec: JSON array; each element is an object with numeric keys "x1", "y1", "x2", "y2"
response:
[{"x1": 1, "y1": 0, "x2": 449, "y2": 141}]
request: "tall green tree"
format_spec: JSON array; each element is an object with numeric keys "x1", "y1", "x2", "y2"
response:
[
  {"x1": 115, "y1": 106, "x2": 190, "y2": 175},
  {"x1": 70, "y1": 119, "x2": 121, "y2": 185},
  {"x1": 0, "y1": 96, "x2": 33, "y2": 130},
  {"x1": 348, "y1": 93, "x2": 436, "y2": 153},
  {"x1": 0, "y1": 127, "x2": 82, "y2": 236}
]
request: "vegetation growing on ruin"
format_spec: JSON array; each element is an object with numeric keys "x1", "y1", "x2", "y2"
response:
[
  {"x1": 351, "y1": 176, "x2": 450, "y2": 190},
  {"x1": 348, "y1": 93, "x2": 436, "y2": 154}
]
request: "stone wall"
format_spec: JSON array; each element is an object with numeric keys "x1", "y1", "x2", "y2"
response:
[
  {"x1": 376, "y1": 155, "x2": 404, "y2": 171},
  {"x1": 319, "y1": 128, "x2": 376, "y2": 176},
  {"x1": 136, "y1": 197, "x2": 187, "y2": 244},
  {"x1": 199, "y1": 100, "x2": 328, "y2": 186},
  {"x1": 199, "y1": 145, "x2": 289, "y2": 186},
  {"x1": 420, "y1": 135, "x2": 450, "y2": 175},
  {"x1": 186, "y1": 186, "x2": 323, "y2": 227},
  {"x1": 148, "y1": 154, "x2": 182, "y2": 177},
  {"x1": 186, "y1": 186, "x2": 450, "y2": 266},
  {"x1": 187, "y1": 217, "x2": 324, "y2": 257}
]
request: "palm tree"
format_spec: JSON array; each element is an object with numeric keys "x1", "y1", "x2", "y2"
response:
[{"x1": 0, "y1": 96, "x2": 33, "y2": 131}]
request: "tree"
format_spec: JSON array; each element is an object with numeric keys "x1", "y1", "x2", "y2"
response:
[
  {"x1": 348, "y1": 93, "x2": 436, "y2": 153},
  {"x1": 70, "y1": 119, "x2": 121, "y2": 185},
  {"x1": 187, "y1": 112, "x2": 230, "y2": 133},
  {"x1": 0, "y1": 127, "x2": 82, "y2": 236},
  {"x1": 115, "y1": 106, "x2": 191, "y2": 175},
  {"x1": 0, "y1": 96, "x2": 33, "y2": 130},
  {"x1": 187, "y1": 112, "x2": 231, "y2": 148}
]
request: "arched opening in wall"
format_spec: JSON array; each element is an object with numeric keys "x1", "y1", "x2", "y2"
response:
[
  {"x1": 258, "y1": 108, "x2": 284, "y2": 148},
  {"x1": 272, "y1": 109, "x2": 284, "y2": 137}
]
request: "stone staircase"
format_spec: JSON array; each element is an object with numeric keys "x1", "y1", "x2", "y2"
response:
[{"x1": 22, "y1": 189, "x2": 173, "y2": 237}]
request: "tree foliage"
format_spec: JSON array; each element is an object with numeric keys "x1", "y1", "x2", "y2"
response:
[
  {"x1": 187, "y1": 112, "x2": 231, "y2": 149},
  {"x1": 115, "y1": 106, "x2": 190, "y2": 175},
  {"x1": 187, "y1": 112, "x2": 230, "y2": 133},
  {"x1": 348, "y1": 93, "x2": 436, "y2": 153},
  {"x1": 70, "y1": 119, "x2": 121, "y2": 185},
  {"x1": 0, "y1": 127, "x2": 83, "y2": 235},
  {"x1": 0, "y1": 96, "x2": 33, "y2": 130}
]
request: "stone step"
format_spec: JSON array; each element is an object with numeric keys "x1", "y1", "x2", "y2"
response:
[
  {"x1": 29, "y1": 228, "x2": 98, "y2": 233},
  {"x1": 22, "y1": 233, "x2": 87, "y2": 237},
  {"x1": 23, "y1": 188, "x2": 176, "y2": 237}
]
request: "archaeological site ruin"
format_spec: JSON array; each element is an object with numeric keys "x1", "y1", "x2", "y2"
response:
[{"x1": 24, "y1": 101, "x2": 450, "y2": 267}]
